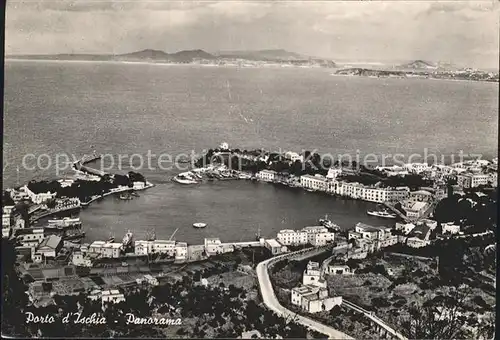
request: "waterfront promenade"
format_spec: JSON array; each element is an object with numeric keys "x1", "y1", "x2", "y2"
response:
[{"x1": 256, "y1": 245, "x2": 353, "y2": 339}]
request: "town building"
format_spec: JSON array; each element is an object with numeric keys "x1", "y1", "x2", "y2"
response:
[
  {"x1": 326, "y1": 167, "x2": 342, "y2": 179},
  {"x1": 301, "y1": 226, "x2": 335, "y2": 246},
  {"x1": 101, "y1": 243, "x2": 123, "y2": 258},
  {"x1": 204, "y1": 238, "x2": 223, "y2": 255},
  {"x1": 340, "y1": 182, "x2": 409, "y2": 203},
  {"x1": 151, "y1": 240, "x2": 176, "y2": 256},
  {"x1": 142, "y1": 274, "x2": 159, "y2": 286},
  {"x1": 302, "y1": 261, "x2": 326, "y2": 288},
  {"x1": 36, "y1": 235, "x2": 62, "y2": 258},
  {"x1": 89, "y1": 241, "x2": 107, "y2": 254},
  {"x1": 72, "y1": 251, "x2": 93, "y2": 267},
  {"x1": 441, "y1": 222, "x2": 461, "y2": 235},
  {"x1": 401, "y1": 201, "x2": 429, "y2": 219},
  {"x1": 326, "y1": 265, "x2": 352, "y2": 275},
  {"x1": 276, "y1": 229, "x2": 308, "y2": 246},
  {"x1": 354, "y1": 223, "x2": 381, "y2": 240},
  {"x1": 457, "y1": 173, "x2": 490, "y2": 188},
  {"x1": 291, "y1": 285, "x2": 342, "y2": 314},
  {"x1": 407, "y1": 190, "x2": 433, "y2": 203},
  {"x1": 264, "y1": 239, "x2": 288, "y2": 255},
  {"x1": 300, "y1": 174, "x2": 328, "y2": 191},
  {"x1": 395, "y1": 222, "x2": 416, "y2": 235},
  {"x1": 21, "y1": 185, "x2": 57, "y2": 204},
  {"x1": 403, "y1": 163, "x2": 430, "y2": 174},
  {"x1": 101, "y1": 289, "x2": 126, "y2": 305},
  {"x1": 284, "y1": 151, "x2": 303, "y2": 163},
  {"x1": 175, "y1": 242, "x2": 188, "y2": 261},
  {"x1": 256, "y1": 170, "x2": 277, "y2": 182}
]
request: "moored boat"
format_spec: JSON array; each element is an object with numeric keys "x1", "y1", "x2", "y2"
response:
[
  {"x1": 367, "y1": 210, "x2": 397, "y2": 219},
  {"x1": 122, "y1": 230, "x2": 133, "y2": 246},
  {"x1": 318, "y1": 214, "x2": 341, "y2": 232},
  {"x1": 193, "y1": 222, "x2": 207, "y2": 229}
]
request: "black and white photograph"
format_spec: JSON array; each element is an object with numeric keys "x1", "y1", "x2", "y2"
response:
[{"x1": 2, "y1": 0, "x2": 498, "y2": 338}]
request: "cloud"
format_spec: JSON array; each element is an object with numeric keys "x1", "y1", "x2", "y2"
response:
[{"x1": 5, "y1": 0, "x2": 499, "y2": 68}]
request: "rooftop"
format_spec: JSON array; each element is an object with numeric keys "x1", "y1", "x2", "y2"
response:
[
  {"x1": 355, "y1": 222, "x2": 382, "y2": 233},
  {"x1": 38, "y1": 235, "x2": 62, "y2": 249},
  {"x1": 265, "y1": 239, "x2": 282, "y2": 248}
]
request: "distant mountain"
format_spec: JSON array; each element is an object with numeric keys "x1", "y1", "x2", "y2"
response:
[
  {"x1": 7, "y1": 48, "x2": 336, "y2": 67},
  {"x1": 398, "y1": 60, "x2": 437, "y2": 70},
  {"x1": 216, "y1": 49, "x2": 308, "y2": 61}
]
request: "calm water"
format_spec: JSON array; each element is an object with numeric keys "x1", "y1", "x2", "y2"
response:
[{"x1": 3, "y1": 60, "x2": 498, "y2": 243}]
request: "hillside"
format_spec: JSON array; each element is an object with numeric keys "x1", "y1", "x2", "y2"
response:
[
  {"x1": 398, "y1": 60, "x2": 437, "y2": 70},
  {"x1": 216, "y1": 49, "x2": 308, "y2": 61}
]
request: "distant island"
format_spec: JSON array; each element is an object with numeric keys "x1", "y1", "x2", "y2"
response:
[
  {"x1": 6, "y1": 48, "x2": 337, "y2": 68},
  {"x1": 335, "y1": 59, "x2": 499, "y2": 83}
]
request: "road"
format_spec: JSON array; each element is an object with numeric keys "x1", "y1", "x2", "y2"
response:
[{"x1": 256, "y1": 248, "x2": 353, "y2": 339}]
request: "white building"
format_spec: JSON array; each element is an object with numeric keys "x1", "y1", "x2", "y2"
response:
[
  {"x1": 101, "y1": 243, "x2": 123, "y2": 258},
  {"x1": 303, "y1": 261, "x2": 326, "y2": 288},
  {"x1": 284, "y1": 151, "x2": 303, "y2": 163},
  {"x1": 340, "y1": 182, "x2": 409, "y2": 203},
  {"x1": 264, "y1": 239, "x2": 287, "y2": 255},
  {"x1": 402, "y1": 201, "x2": 429, "y2": 219},
  {"x1": 89, "y1": 241, "x2": 107, "y2": 254},
  {"x1": 17, "y1": 228, "x2": 45, "y2": 247},
  {"x1": 395, "y1": 222, "x2": 416, "y2": 235},
  {"x1": 101, "y1": 289, "x2": 126, "y2": 305},
  {"x1": 301, "y1": 226, "x2": 335, "y2": 246},
  {"x1": 354, "y1": 223, "x2": 381, "y2": 240},
  {"x1": 291, "y1": 285, "x2": 342, "y2": 314},
  {"x1": 441, "y1": 223, "x2": 461, "y2": 235},
  {"x1": 457, "y1": 173, "x2": 490, "y2": 188},
  {"x1": 326, "y1": 265, "x2": 352, "y2": 275},
  {"x1": 175, "y1": 242, "x2": 188, "y2": 261},
  {"x1": 300, "y1": 174, "x2": 328, "y2": 191},
  {"x1": 36, "y1": 235, "x2": 62, "y2": 258},
  {"x1": 134, "y1": 240, "x2": 151, "y2": 256},
  {"x1": 143, "y1": 274, "x2": 159, "y2": 286},
  {"x1": 3, "y1": 205, "x2": 15, "y2": 215},
  {"x1": 133, "y1": 181, "x2": 146, "y2": 190},
  {"x1": 276, "y1": 229, "x2": 308, "y2": 246},
  {"x1": 72, "y1": 251, "x2": 93, "y2": 267},
  {"x1": 326, "y1": 168, "x2": 342, "y2": 179},
  {"x1": 204, "y1": 238, "x2": 223, "y2": 255},
  {"x1": 21, "y1": 186, "x2": 57, "y2": 204},
  {"x1": 404, "y1": 163, "x2": 430, "y2": 174},
  {"x1": 151, "y1": 240, "x2": 176, "y2": 256},
  {"x1": 406, "y1": 237, "x2": 431, "y2": 248},
  {"x1": 256, "y1": 170, "x2": 277, "y2": 182}
]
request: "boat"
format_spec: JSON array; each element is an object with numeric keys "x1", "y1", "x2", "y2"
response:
[
  {"x1": 107, "y1": 233, "x2": 115, "y2": 243},
  {"x1": 367, "y1": 210, "x2": 397, "y2": 219},
  {"x1": 318, "y1": 214, "x2": 341, "y2": 232},
  {"x1": 193, "y1": 223, "x2": 207, "y2": 229},
  {"x1": 173, "y1": 173, "x2": 198, "y2": 185},
  {"x1": 48, "y1": 217, "x2": 82, "y2": 228},
  {"x1": 119, "y1": 193, "x2": 133, "y2": 200},
  {"x1": 122, "y1": 230, "x2": 133, "y2": 246},
  {"x1": 146, "y1": 229, "x2": 156, "y2": 241},
  {"x1": 64, "y1": 229, "x2": 86, "y2": 241}
]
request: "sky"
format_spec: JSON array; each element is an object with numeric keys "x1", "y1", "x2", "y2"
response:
[{"x1": 5, "y1": 0, "x2": 500, "y2": 69}]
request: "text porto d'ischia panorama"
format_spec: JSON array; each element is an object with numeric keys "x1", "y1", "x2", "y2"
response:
[{"x1": 25, "y1": 312, "x2": 183, "y2": 326}]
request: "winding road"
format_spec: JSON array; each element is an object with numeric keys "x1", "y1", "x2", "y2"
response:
[{"x1": 256, "y1": 247, "x2": 353, "y2": 339}]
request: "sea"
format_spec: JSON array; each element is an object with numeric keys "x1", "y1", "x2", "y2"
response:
[{"x1": 3, "y1": 60, "x2": 498, "y2": 244}]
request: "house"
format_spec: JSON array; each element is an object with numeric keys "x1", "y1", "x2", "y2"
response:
[
  {"x1": 204, "y1": 238, "x2": 223, "y2": 255},
  {"x1": 188, "y1": 244, "x2": 206, "y2": 262},
  {"x1": 175, "y1": 242, "x2": 188, "y2": 261},
  {"x1": 403, "y1": 163, "x2": 430, "y2": 174},
  {"x1": 302, "y1": 261, "x2": 326, "y2": 288},
  {"x1": 408, "y1": 190, "x2": 433, "y2": 203},
  {"x1": 264, "y1": 239, "x2": 287, "y2": 255},
  {"x1": 276, "y1": 229, "x2": 308, "y2": 246},
  {"x1": 3, "y1": 205, "x2": 15, "y2": 215},
  {"x1": 326, "y1": 265, "x2": 352, "y2": 275},
  {"x1": 348, "y1": 230, "x2": 362, "y2": 241},
  {"x1": 291, "y1": 285, "x2": 342, "y2": 313},
  {"x1": 36, "y1": 235, "x2": 62, "y2": 258},
  {"x1": 300, "y1": 174, "x2": 328, "y2": 191},
  {"x1": 457, "y1": 173, "x2": 490, "y2": 188},
  {"x1": 256, "y1": 170, "x2": 277, "y2": 182}
]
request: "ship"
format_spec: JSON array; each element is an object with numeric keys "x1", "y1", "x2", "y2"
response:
[
  {"x1": 119, "y1": 192, "x2": 133, "y2": 200},
  {"x1": 46, "y1": 217, "x2": 82, "y2": 230},
  {"x1": 367, "y1": 210, "x2": 397, "y2": 219},
  {"x1": 80, "y1": 150, "x2": 101, "y2": 165},
  {"x1": 63, "y1": 229, "x2": 86, "y2": 241},
  {"x1": 318, "y1": 214, "x2": 341, "y2": 232},
  {"x1": 107, "y1": 233, "x2": 115, "y2": 243},
  {"x1": 122, "y1": 230, "x2": 133, "y2": 246}
]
